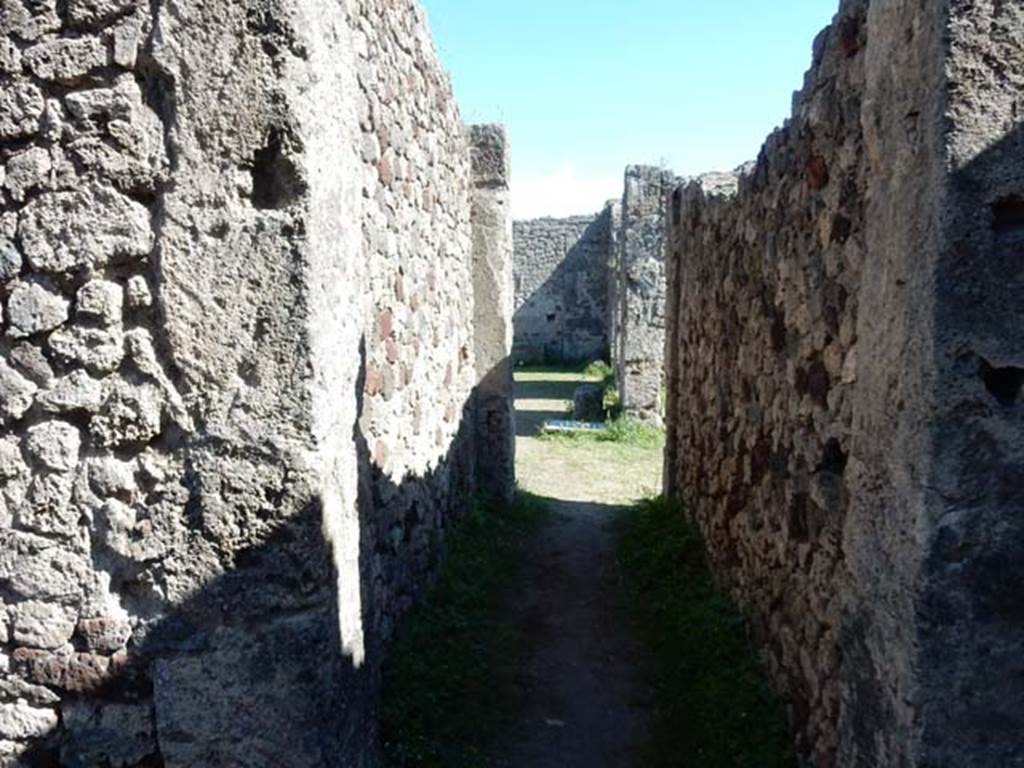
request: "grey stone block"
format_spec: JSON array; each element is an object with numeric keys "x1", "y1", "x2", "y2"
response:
[{"x1": 573, "y1": 383, "x2": 605, "y2": 422}]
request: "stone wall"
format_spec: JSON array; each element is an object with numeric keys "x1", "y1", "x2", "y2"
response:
[
  {"x1": 605, "y1": 200, "x2": 623, "y2": 366},
  {"x1": 511, "y1": 167, "x2": 671, "y2": 404},
  {"x1": 664, "y1": 1, "x2": 1024, "y2": 765},
  {"x1": 614, "y1": 165, "x2": 673, "y2": 421},
  {"x1": 469, "y1": 125, "x2": 515, "y2": 505},
  {"x1": 511, "y1": 167, "x2": 671, "y2": 402},
  {"x1": 0, "y1": 1, "x2": 513, "y2": 766},
  {"x1": 512, "y1": 211, "x2": 613, "y2": 364}
]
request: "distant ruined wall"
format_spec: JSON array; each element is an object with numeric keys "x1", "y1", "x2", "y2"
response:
[
  {"x1": 664, "y1": 1, "x2": 1024, "y2": 766},
  {"x1": 512, "y1": 211, "x2": 612, "y2": 365},
  {"x1": 511, "y1": 167, "x2": 671, "y2": 417},
  {"x1": 0, "y1": 1, "x2": 512, "y2": 766},
  {"x1": 615, "y1": 165, "x2": 672, "y2": 421}
]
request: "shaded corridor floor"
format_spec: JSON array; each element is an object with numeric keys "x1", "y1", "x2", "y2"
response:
[{"x1": 500, "y1": 368, "x2": 663, "y2": 767}]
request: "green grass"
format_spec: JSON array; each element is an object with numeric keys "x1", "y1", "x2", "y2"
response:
[
  {"x1": 514, "y1": 359, "x2": 614, "y2": 384},
  {"x1": 516, "y1": 360, "x2": 621, "y2": 422},
  {"x1": 581, "y1": 359, "x2": 613, "y2": 381},
  {"x1": 602, "y1": 416, "x2": 663, "y2": 447},
  {"x1": 514, "y1": 360, "x2": 603, "y2": 379},
  {"x1": 380, "y1": 493, "x2": 549, "y2": 768},
  {"x1": 540, "y1": 416, "x2": 665, "y2": 450},
  {"x1": 618, "y1": 497, "x2": 797, "y2": 768},
  {"x1": 582, "y1": 360, "x2": 620, "y2": 414}
]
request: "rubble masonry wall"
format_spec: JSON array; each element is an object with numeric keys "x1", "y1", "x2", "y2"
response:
[
  {"x1": 664, "y1": 1, "x2": 1024, "y2": 765},
  {"x1": 0, "y1": 1, "x2": 513, "y2": 765}
]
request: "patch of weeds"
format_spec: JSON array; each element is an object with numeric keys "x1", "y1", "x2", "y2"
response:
[
  {"x1": 601, "y1": 416, "x2": 663, "y2": 448},
  {"x1": 603, "y1": 382, "x2": 621, "y2": 415},
  {"x1": 514, "y1": 359, "x2": 612, "y2": 382},
  {"x1": 582, "y1": 359, "x2": 613, "y2": 381},
  {"x1": 540, "y1": 416, "x2": 665, "y2": 450},
  {"x1": 380, "y1": 493, "x2": 549, "y2": 768},
  {"x1": 581, "y1": 360, "x2": 620, "y2": 415},
  {"x1": 619, "y1": 496, "x2": 797, "y2": 768},
  {"x1": 514, "y1": 361, "x2": 589, "y2": 378}
]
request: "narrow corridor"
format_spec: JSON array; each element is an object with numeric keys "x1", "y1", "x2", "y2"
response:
[{"x1": 499, "y1": 368, "x2": 662, "y2": 767}]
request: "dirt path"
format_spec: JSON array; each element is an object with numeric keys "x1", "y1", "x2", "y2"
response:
[{"x1": 500, "y1": 369, "x2": 662, "y2": 767}]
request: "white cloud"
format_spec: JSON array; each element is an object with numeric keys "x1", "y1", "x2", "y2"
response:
[{"x1": 511, "y1": 165, "x2": 623, "y2": 220}]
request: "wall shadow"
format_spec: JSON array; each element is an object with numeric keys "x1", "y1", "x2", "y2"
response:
[
  {"x1": 512, "y1": 377, "x2": 582, "y2": 438},
  {"x1": 11, "y1": 341, "x2": 503, "y2": 768},
  {"x1": 513, "y1": 378, "x2": 580, "y2": 402},
  {"x1": 513, "y1": 213, "x2": 613, "y2": 365},
  {"x1": 662, "y1": 93, "x2": 1024, "y2": 768},
  {"x1": 514, "y1": 408, "x2": 564, "y2": 440},
  {"x1": 14, "y1": 494, "x2": 369, "y2": 768},
  {"x1": 883, "y1": 115, "x2": 1024, "y2": 762}
]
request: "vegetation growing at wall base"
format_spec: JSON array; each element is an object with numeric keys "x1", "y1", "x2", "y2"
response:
[
  {"x1": 618, "y1": 496, "x2": 796, "y2": 768},
  {"x1": 380, "y1": 493, "x2": 548, "y2": 767},
  {"x1": 540, "y1": 416, "x2": 665, "y2": 449}
]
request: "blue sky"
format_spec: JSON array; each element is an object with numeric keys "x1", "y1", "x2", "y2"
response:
[{"x1": 419, "y1": 0, "x2": 839, "y2": 218}]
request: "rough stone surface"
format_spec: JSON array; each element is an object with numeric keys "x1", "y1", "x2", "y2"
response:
[
  {"x1": 614, "y1": 165, "x2": 673, "y2": 423},
  {"x1": 0, "y1": 703, "x2": 57, "y2": 741},
  {"x1": 0, "y1": 360, "x2": 36, "y2": 423},
  {"x1": 18, "y1": 188, "x2": 152, "y2": 273},
  {"x1": 6, "y1": 281, "x2": 69, "y2": 337},
  {"x1": 75, "y1": 280, "x2": 123, "y2": 326},
  {"x1": 4, "y1": 147, "x2": 52, "y2": 203},
  {"x1": 36, "y1": 370, "x2": 103, "y2": 414},
  {"x1": 124, "y1": 275, "x2": 151, "y2": 309},
  {"x1": 7, "y1": 344, "x2": 52, "y2": 388},
  {"x1": 572, "y1": 383, "x2": 604, "y2": 422},
  {"x1": 606, "y1": 201, "x2": 623, "y2": 372},
  {"x1": 23, "y1": 37, "x2": 109, "y2": 83},
  {"x1": 0, "y1": 239, "x2": 22, "y2": 282},
  {"x1": 513, "y1": 211, "x2": 613, "y2": 364},
  {"x1": 24, "y1": 422, "x2": 80, "y2": 473},
  {"x1": 61, "y1": 701, "x2": 156, "y2": 767},
  {"x1": 512, "y1": 168, "x2": 671, "y2": 414},
  {"x1": 75, "y1": 617, "x2": 132, "y2": 654},
  {"x1": 470, "y1": 125, "x2": 515, "y2": 505},
  {"x1": 0, "y1": 82, "x2": 45, "y2": 140},
  {"x1": 11, "y1": 602, "x2": 75, "y2": 650},
  {"x1": 0, "y1": 1, "x2": 513, "y2": 765},
  {"x1": 663, "y1": 1, "x2": 1024, "y2": 765}
]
